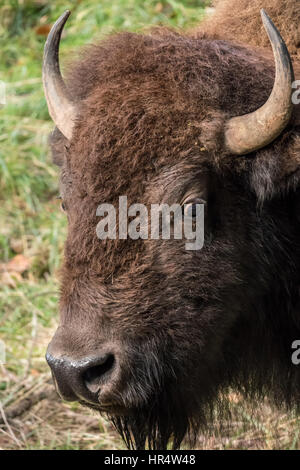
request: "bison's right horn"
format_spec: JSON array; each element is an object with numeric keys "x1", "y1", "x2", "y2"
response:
[
  {"x1": 225, "y1": 9, "x2": 295, "y2": 155},
  {"x1": 43, "y1": 10, "x2": 76, "y2": 140}
]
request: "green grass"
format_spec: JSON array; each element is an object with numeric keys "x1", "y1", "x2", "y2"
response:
[{"x1": 0, "y1": 0, "x2": 299, "y2": 451}]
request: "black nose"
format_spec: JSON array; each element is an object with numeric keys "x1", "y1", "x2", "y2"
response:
[{"x1": 46, "y1": 351, "x2": 116, "y2": 404}]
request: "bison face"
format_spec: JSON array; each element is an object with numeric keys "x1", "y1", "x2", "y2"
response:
[{"x1": 44, "y1": 12, "x2": 300, "y2": 449}]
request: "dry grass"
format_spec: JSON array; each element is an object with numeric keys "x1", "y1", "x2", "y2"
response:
[
  {"x1": 1, "y1": 382, "x2": 299, "y2": 450},
  {"x1": 0, "y1": 373, "x2": 124, "y2": 450}
]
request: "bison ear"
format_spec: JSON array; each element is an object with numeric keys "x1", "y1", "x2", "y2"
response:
[
  {"x1": 48, "y1": 127, "x2": 69, "y2": 167},
  {"x1": 249, "y1": 132, "x2": 300, "y2": 202}
]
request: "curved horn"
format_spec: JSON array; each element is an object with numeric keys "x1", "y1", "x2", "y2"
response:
[
  {"x1": 43, "y1": 10, "x2": 76, "y2": 140},
  {"x1": 225, "y1": 9, "x2": 295, "y2": 155}
]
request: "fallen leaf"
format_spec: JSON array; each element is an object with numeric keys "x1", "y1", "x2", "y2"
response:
[
  {"x1": 35, "y1": 24, "x2": 51, "y2": 36},
  {"x1": 0, "y1": 254, "x2": 31, "y2": 274}
]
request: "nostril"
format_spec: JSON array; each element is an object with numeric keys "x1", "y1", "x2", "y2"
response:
[{"x1": 83, "y1": 354, "x2": 115, "y2": 394}]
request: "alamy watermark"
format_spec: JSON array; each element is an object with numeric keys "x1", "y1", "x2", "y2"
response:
[
  {"x1": 291, "y1": 340, "x2": 300, "y2": 365},
  {"x1": 96, "y1": 196, "x2": 205, "y2": 250}
]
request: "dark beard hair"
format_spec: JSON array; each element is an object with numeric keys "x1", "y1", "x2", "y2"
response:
[
  {"x1": 109, "y1": 384, "x2": 229, "y2": 450},
  {"x1": 110, "y1": 398, "x2": 193, "y2": 450},
  {"x1": 107, "y1": 337, "x2": 230, "y2": 450},
  {"x1": 108, "y1": 335, "x2": 300, "y2": 449}
]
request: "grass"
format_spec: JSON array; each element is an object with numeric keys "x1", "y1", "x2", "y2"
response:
[{"x1": 0, "y1": 0, "x2": 299, "y2": 451}]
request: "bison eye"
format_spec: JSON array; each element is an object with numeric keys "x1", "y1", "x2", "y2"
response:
[
  {"x1": 57, "y1": 195, "x2": 67, "y2": 212},
  {"x1": 183, "y1": 198, "x2": 206, "y2": 219}
]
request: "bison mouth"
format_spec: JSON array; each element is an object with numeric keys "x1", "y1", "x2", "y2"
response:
[{"x1": 78, "y1": 399, "x2": 131, "y2": 416}]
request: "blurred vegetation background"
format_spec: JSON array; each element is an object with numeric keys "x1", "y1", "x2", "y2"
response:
[{"x1": 0, "y1": 0, "x2": 299, "y2": 450}]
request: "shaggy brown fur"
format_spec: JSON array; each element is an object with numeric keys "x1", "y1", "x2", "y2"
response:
[
  {"x1": 47, "y1": 2, "x2": 300, "y2": 449},
  {"x1": 201, "y1": 0, "x2": 300, "y2": 57}
]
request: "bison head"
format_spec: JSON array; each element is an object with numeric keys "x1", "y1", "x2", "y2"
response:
[{"x1": 44, "y1": 10, "x2": 300, "y2": 449}]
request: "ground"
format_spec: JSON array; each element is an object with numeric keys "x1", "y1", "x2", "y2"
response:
[{"x1": 0, "y1": 0, "x2": 299, "y2": 450}]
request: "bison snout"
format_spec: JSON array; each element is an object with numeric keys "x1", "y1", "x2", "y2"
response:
[{"x1": 46, "y1": 350, "x2": 117, "y2": 406}]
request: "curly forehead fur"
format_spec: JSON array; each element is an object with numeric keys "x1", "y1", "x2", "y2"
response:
[
  {"x1": 48, "y1": 1, "x2": 300, "y2": 450},
  {"x1": 201, "y1": 0, "x2": 300, "y2": 57}
]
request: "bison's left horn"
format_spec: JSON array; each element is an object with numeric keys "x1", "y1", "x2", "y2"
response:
[
  {"x1": 43, "y1": 10, "x2": 76, "y2": 140},
  {"x1": 225, "y1": 9, "x2": 295, "y2": 155}
]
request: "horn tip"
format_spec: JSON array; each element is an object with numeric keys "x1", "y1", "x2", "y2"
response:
[
  {"x1": 56, "y1": 10, "x2": 71, "y2": 25},
  {"x1": 260, "y1": 9, "x2": 271, "y2": 27},
  {"x1": 59, "y1": 10, "x2": 71, "y2": 23}
]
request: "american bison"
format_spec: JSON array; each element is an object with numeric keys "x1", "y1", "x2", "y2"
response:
[{"x1": 44, "y1": 0, "x2": 300, "y2": 449}]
